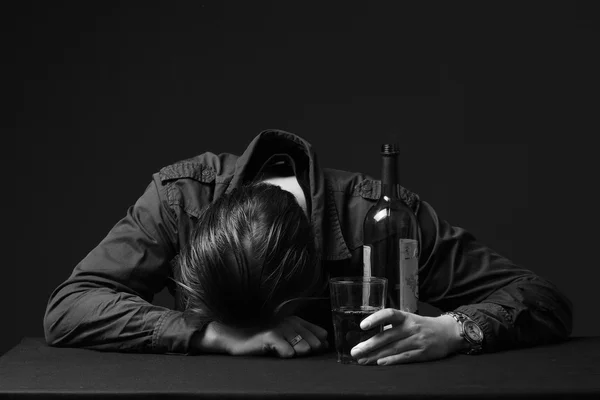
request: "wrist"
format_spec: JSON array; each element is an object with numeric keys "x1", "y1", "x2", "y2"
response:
[
  {"x1": 192, "y1": 321, "x2": 226, "y2": 354},
  {"x1": 438, "y1": 314, "x2": 470, "y2": 354}
]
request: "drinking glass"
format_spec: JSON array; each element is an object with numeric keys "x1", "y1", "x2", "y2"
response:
[{"x1": 329, "y1": 276, "x2": 387, "y2": 364}]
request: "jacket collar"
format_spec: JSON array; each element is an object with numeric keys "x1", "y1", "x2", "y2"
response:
[{"x1": 225, "y1": 129, "x2": 351, "y2": 261}]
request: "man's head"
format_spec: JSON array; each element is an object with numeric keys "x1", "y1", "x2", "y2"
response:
[{"x1": 174, "y1": 182, "x2": 321, "y2": 329}]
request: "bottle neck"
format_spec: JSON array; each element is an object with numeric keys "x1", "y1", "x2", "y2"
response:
[{"x1": 380, "y1": 154, "x2": 399, "y2": 198}]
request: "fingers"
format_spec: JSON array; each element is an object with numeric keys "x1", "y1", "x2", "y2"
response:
[
  {"x1": 261, "y1": 330, "x2": 296, "y2": 359},
  {"x1": 288, "y1": 316, "x2": 329, "y2": 342},
  {"x1": 376, "y1": 348, "x2": 425, "y2": 366},
  {"x1": 360, "y1": 308, "x2": 407, "y2": 330},
  {"x1": 356, "y1": 330, "x2": 418, "y2": 364},
  {"x1": 286, "y1": 317, "x2": 328, "y2": 354},
  {"x1": 258, "y1": 317, "x2": 330, "y2": 359},
  {"x1": 350, "y1": 309, "x2": 412, "y2": 360},
  {"x1": 350, "y1": 324, "x2": 412, "y2": 360},
  {"x1": 276, "y1": 320, "x2": 313, "y2": 357}
]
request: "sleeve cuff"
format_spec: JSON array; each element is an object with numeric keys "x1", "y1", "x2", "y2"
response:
[
  {"x1": 455, "y1": 303, "x2": 513, "y2": 353},
  {"x1": 151, "y1": 310, "x2": 207, "y2": 355}
]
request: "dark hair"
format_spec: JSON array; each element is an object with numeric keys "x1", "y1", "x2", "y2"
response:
[{"x1": 173, "y1": 182, "x2": 321, "y2": 329}]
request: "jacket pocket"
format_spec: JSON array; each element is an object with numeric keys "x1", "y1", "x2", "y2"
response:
[{"x1": 157, "y1": 159, "x2": 216, "y2": 219}]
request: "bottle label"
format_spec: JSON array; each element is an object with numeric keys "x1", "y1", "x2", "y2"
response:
[
  {"x1": 362, "y1": 245, "x2": 372, "y2": 307},
  {"x1": 398, "y1": 239, "x2": 419, "y2": 313},
  {"x1": 362, "y1": 245, "x2": 372, "y2": 278}
]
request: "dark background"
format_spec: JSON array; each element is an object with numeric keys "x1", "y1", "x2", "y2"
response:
[{"x1": 2, "y1": 1, "x2": 598, "y2": 356}]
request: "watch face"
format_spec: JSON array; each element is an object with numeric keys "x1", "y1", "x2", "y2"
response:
[{"x1": 464, "y1": 321, "x2": 483, "y2": 342}]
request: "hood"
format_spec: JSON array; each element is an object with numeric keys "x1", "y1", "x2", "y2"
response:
[{"x1": 225, "y1": 129, "x2": 349, "y2": 262}]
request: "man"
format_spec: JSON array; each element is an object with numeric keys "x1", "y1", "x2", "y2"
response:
[{"x1": 44, "y1": 129, "x2": 572, "y2": 365}]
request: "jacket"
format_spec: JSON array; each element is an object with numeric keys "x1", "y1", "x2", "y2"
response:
[{"x1": 44, "y1": 129, "x2": 573, "y2": 354}]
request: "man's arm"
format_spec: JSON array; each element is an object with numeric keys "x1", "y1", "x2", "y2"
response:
[
  {"x1": 417, "y1": 200, "x2": 573, "y2": 352},
  {"x1": 44, "y1": 177, "x2": 208, "y2": 354}
]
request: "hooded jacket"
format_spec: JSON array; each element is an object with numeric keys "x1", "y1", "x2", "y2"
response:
[{"x1": 44, "y1": 130, "x2": 573, "y2": 355}]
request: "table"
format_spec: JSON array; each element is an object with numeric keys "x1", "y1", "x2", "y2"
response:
[{"x1": 1, "y1": 337, "x2": 599, "y2": 399}]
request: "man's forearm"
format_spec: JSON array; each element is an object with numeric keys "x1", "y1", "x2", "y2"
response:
[
  {"x1": 45, "y1": 286, "x2": 194, "y2": 353},
  {"x1": 456, "y1": 276, "x2": 573, "y2": 353}
]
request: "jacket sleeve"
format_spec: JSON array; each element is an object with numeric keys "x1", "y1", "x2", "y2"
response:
[
  {"x1": 417, "y1": 200, "x2": 573, "y2": 352},
  {"x1": 43, "y1": 175, "x2": 205, "y2": 354}
]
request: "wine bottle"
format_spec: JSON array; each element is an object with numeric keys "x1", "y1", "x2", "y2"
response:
[{"x1": 363, "y1": 143, "x2": 419, "y2": 313}]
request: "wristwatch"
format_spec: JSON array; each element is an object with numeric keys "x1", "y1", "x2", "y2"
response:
[{"x1": 442, "y1": 311, "x2": 484, "y2": 355}]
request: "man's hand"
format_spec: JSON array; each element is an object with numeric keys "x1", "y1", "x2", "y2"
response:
[
  {"x1": 349, "y1": 308, "x2": 466, "y2": 365},
  {"x1": 198, "y1": 316, "x2": 329, "y2": 358}
]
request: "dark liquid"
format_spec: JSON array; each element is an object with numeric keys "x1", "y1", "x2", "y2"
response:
[{"x1": 332, "y1": 307, "x2": 383, "y2": 364}]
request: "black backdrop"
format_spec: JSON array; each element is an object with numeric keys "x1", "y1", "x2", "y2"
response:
[{"x1": 3, "y1": 1, "x2": 599, "y2": 356}]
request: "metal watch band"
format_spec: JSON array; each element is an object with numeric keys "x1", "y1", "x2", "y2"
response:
[{"x1": 441, "y1": 311, "x2": 484, "y2": 355}]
